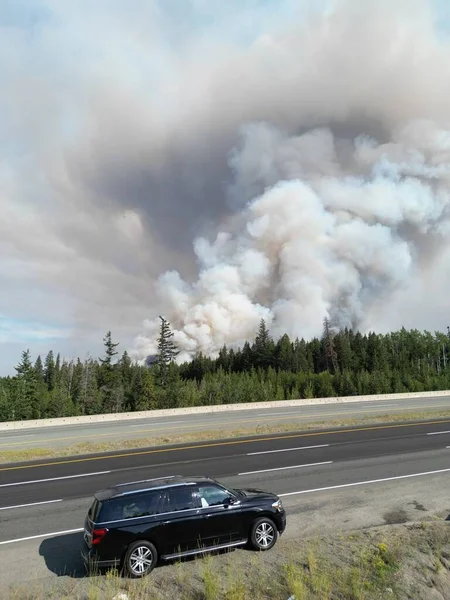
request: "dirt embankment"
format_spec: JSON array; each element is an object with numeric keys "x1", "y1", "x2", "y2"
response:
[{"x1": 6, "y1": 518, "x2": 450, "y2": 600}]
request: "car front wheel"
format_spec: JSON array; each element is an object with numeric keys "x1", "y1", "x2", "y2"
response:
[
  {"x1": 123, "y1": 540, "x2": 158, "y2": 578},
  {"x1": 249, "y1": 517, "x2": 278, "y2": 551}
]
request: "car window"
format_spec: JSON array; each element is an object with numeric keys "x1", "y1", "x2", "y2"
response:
[
  {"x1": 97, "y1": 490, "x2": 165, "y2": 521},
  {"x1": 88, "y1": 498, "x2": 102, "y2": 521},
  {"x1": 196, "y1": 484, "x2": 233, "y2": 507},
  {"x1": 166, "y1": 486, "x2": 195, "y2": 512}
]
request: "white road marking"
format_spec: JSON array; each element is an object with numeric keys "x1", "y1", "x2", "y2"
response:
[
  {"x1": 0, "y1": 528, "x2": 84, "y2": 545},
  {"x1": 279, "y1": 467, "x2": 450, "y2": 497},
  {"x1": 355, "y1": 403, "x2": 402, "y2": 408},
  {"x1": 0, "y1": 499, "x2": 62, "y2": 511},
  {"x1": 239, "y1": 461, "x2": 332, "y2": 475},
  {"x1": 258, "y1": 411, "x2": 305, "y2": 416},
  {"x1": 0, "y1": 434, "x2": 35, "y2": 439},
  {"x1": 247, "y1": 444, "x2": 330, "y2": 456},
  {"x1": 427, "y1": 430, "x2": 450, "y2": 436},
  {"x1": 129, "y1": 420, "x2": 184, "y2": 427},
  {"x1": 0, "y1": 470, "x2": 111, "y2": 488}
]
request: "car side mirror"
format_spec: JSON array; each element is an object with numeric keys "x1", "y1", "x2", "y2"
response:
[{"x1": 223, "y1": 496, "x2": 236, "y2": 506}]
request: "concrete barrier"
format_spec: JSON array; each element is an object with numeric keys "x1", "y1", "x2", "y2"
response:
[{"x1": 1, "y1": 389, "x2": 450, "y2": 432}]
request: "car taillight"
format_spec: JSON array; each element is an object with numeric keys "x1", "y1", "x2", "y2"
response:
[{"x1": 92, "y1": 528, "x2": 108, "y2": 545}]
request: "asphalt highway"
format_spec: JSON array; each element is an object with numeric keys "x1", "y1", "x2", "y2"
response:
[
  {"x1": 1, "y1": 418, "x2": 450, "y2": 545},
  {"x1": 1, "y1": 394, "x2": 450, "y2": 451}
]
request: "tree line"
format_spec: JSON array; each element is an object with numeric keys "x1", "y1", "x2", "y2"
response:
[{"x1": 1, "y1": 316, "x2": 450, "y2": 422}]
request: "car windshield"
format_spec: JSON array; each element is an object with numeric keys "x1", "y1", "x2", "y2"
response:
[
  {"x1": 208, "y1": 478, "x2": 242, "y2": 499},
  {"x1": 221, "y1": 484, "x2": 243, "y2": 498}
]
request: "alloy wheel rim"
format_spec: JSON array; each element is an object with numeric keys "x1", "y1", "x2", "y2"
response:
[
  {"x1": 130, "y1": 546, "x2": 153, "y2": 574},
  {"x1": 255, "y1": 522, "x2": 274, "y2": 547}
]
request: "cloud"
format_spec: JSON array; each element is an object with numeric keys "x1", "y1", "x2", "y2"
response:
[{"x1": 1, "y1": 0, "x2": 450, "y2": 374}]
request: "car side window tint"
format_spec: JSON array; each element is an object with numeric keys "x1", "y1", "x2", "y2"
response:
[
  {"x1": 99, "y1": 491, "x2": 165, "y2": 521},
  {"x1": 98, "y1": 498, "x2": 125, "y2": 522},
  {"x1": 197, "y1": 485, "x2": 233, "y2": 507},
  {"x1": 88, "y1": 498, "x2": 101, "y2": 521},
  {"x1": 139, "y1": 490, "x2": 165, "y2": 516},
  {"x1": 167, "y1": 486, "x2": 195, "y2": 511}
]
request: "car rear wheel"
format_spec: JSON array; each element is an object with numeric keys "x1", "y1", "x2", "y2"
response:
[
  {"x1": 249, "y1": 517, "x2": 278, "y2": 551},
  {"x1": 123, "y1": 540, "x2": 158, "y2": 578}
]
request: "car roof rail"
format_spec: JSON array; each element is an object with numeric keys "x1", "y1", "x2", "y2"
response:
[{"x1": 115, "y1": 475, "x2": 181, "y2": 488}]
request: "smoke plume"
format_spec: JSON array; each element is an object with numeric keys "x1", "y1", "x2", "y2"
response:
[{"x1": 132, "y1": 0, "x2": 450, "y2": 362}]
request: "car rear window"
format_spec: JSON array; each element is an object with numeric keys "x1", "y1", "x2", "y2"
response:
[{"x1": 88, "y1": 498, "x2": 102, "y2": 522}]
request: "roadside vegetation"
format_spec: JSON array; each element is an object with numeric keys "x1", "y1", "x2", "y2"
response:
[
  {"x1": 1, "y1": 408, "x2": 450, "y2": 464},
  {"x1": 1, "y1": 318, "x2": 450, "y2": 423},
  {"x1": 6, "y1": 521, "x2": 450, "y2": 599}
]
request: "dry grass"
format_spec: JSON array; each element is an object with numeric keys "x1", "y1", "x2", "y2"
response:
[
  {"x1": 6, "y1": 521, "x2": 450, "y2": 600},
  {"x1": 1, "y1": 408, "x2": 450, "y2": 464}
]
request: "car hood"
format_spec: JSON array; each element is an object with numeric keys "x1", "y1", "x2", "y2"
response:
[{"x1": 235, "y1": 488, "x2": 278, "y2": 501}]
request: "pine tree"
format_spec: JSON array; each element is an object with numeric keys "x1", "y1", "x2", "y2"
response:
[
  {"x1": 99, "y1": 331, "x2": 119, "y2": 368},
  {"x1": 78, "y1": 359, "x2": 102, "y2": 415},
  {"x1": 275, "y1": 334, "x2": 293, "y2": 372},
  {"x1": 334, "y1": 330, "x2": 353, "y2": 372},
  {"x1": 34, "y1": 355, "x2": 44, "y2": 382},
  {"x1": 217, "y1": 345, "x2": 231, "y2": 373},
  {"x1": 240, "y1": 341, "x2": 253, "y2": 372},
  {"x1": 0, "y1": 381, "x2": 10, "y2": 421},
  {"x1": 47, "y1": 385, "x2": 75, "y2": 418},
  {"x1": 131, "y1": 368, "x2": 157, "y2": 411},
  {"x1": 253, "y1": 319, "x2": 274, "y2": 370},
  {"x1": 15, "y1": 349, "x2": 33, "y2": 377},
  {"x1": 14, "y1": 349, "x2": 38, "y2": 419},
  {"x1": 53, "y1": 352, "x2": 61, "y2": 389},
  {"x1": 34, "y1": 355, "x2": 50, "y2": 417},
  {"x1": 292, "y1": 338, "x2": 309, "y2": 372},
  {"x1": 309, "y1": 337, "x2": 322, "y2": 373},
  {"x1": 156, "y1": 316, "x2": 179, "y2": 385},
  {"x1": 44, "y1": 350, "x2": 56, "y2": 391},
  {"x1": 70, "y1": 358, "x2": 84, "y2": 408},
  {"x1": 322, "y1": 317, "x2": 338, "y2": 373},
  {"x1": 119, "y1": 351, "x2": 132, "y2": 384},
  {"x1": 98, "y1": 331, "x2": 122, "y2": 412}
]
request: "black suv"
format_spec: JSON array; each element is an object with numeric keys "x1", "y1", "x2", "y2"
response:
[{"x1": 81, "y1": 475, "x2": 286, "y2": 577}]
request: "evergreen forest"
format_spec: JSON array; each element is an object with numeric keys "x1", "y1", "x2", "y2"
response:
[{"x1": 1, "y1": 317, "x2": 450, "y2": 422}]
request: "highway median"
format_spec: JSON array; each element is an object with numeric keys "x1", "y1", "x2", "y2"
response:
[{"x1": 2, "y1": 407, "x2": 450, "y2": 465}]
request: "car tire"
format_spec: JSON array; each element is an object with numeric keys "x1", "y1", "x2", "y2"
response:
[
  {"x1": 123, "y1": 540, "x2": 158, "y2": 578},
  {"x1": 249, "y1": 517, "x2": 278, "y2": 551}
]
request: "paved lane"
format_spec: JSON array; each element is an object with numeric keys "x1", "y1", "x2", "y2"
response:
[
  {"x1": 1, "y1": 418, "x2": 450, "y2": 592},
  {"x1": 1, "y1": 418, "x2": 450, "y2": 543}
]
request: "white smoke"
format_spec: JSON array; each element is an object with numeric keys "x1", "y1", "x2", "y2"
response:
[{"x1": 131, "y1": 1, "x2": 450, "y2": 363}]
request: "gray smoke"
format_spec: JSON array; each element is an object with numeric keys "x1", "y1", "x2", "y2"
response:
[{"x1": 131, "y1": 0, "x2": 450, "y2": 362}]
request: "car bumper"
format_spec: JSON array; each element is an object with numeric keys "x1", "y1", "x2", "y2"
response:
[
  {"x1": 278, "y1": 512, "x2": 287, "y2": 533},
  {"x1": 81, "y1": 545, "x2": 119, "y2": 570}
]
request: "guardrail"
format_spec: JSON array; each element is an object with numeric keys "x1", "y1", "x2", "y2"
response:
[{"x1": 1, "y1": 389, "x2": 450, "y2": 431}]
